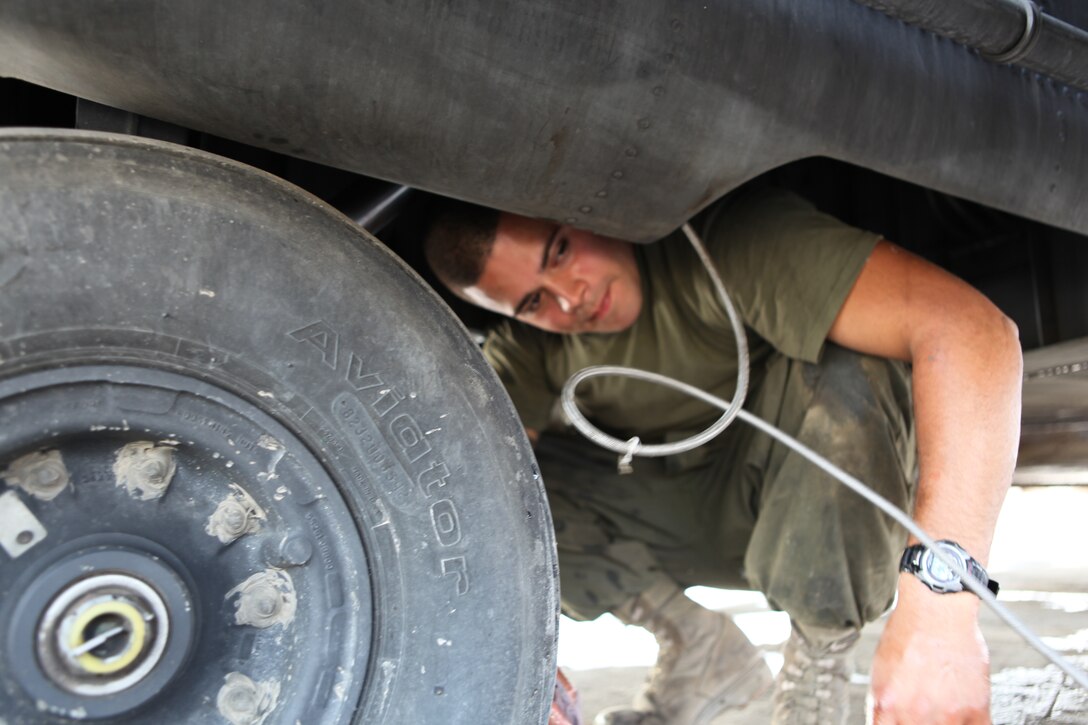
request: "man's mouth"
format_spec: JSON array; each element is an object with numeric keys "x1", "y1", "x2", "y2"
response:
[{"x1": 589, "y1": 286, "x2": 611, "y2": 324}]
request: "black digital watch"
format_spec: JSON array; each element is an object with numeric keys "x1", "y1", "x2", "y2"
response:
[{"x1": 899, "y1": 540, "x2": 999, "y2": 596}]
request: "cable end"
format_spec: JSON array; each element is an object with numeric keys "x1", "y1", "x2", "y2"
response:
[{"x1": 617, "y1": 437, "x2": 641, "y2": 474}]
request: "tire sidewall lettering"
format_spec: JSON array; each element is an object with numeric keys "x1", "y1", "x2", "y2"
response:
[{"x1": 299, "y1": 322, "x2": 469, "y2": 595}]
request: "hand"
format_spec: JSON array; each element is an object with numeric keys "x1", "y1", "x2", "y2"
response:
[{"x1": 868, "y1": 576, "x2": 991, "y2": 724}]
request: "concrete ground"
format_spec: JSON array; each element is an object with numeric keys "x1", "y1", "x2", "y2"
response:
[{"x1": 557, "y1": 485, "x2": 1088, "y2": 724}]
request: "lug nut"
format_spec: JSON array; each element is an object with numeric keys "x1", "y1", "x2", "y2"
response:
[
  {"x1": 226, "y1": 569, "x2": 296, "y2": 629},
  {"x1": 135, "y1": 458, "x2": 168, "y2": 487},
  {"x1": 222, "y1": 503, "x2": 248, "y2": 534},
  {"x1": 253, "y1": 592, "x2": 280, "y2": 618},
  {"x1": 206, "y1": 484, "x2": 266, "y2": 544},
  {"x1": 114, "y1": 443, "x2": 177, "y2": 501},
  {"x1": 216, "y1": 672, "x2": 280, "y2": 725},
  {"x1": 226, "y1": 684, "x2": 256, "y2": 713},
  {"x1": 4, "y1": 450, "x2": 70, "y2": 500}
]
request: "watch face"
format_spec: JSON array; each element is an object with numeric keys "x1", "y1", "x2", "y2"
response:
[{"x1": 923, "y1": 544, "x2": 967, "y2": 589}]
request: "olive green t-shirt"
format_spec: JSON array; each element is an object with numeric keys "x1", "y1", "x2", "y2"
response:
[{"x1": 483, "y1": 187, "x2": 880, "y2": 442}]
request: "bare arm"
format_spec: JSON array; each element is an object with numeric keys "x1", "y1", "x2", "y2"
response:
[{"x1": 827, "y1": 241, "x2": 1023, "y2": 723}]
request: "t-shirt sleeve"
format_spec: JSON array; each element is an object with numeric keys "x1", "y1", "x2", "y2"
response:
[
  {"x1": 482, "y1": 320, "x2": 556, "y2": 432},
  {"x1": 698, "y1": 187, "x2": 880, "y2": 363}
]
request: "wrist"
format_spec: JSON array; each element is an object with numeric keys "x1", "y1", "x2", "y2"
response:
[{"x1": 897, "y1": 572, "x2": 981, "y2": 617}]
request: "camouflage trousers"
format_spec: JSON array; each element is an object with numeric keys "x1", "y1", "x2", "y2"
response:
[{"x1": 538, "y1": 345, "x2": 917, "y2": 634}]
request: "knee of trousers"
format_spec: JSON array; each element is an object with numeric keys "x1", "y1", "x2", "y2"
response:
[
  {"x1": 742, "y1": 347, "x2": 914, "y2": 630},
  {"x1": 538, "y1": 443, "x2": 670, "y2": 622},
  {"x1": 744, "y1": 480, "x2": 908, "y2": 631},
  {"x1": 556, "y1": 540, "x2": 665, "y2": 621}
]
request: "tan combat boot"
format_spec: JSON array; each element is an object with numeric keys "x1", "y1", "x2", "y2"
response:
[
  {"x1": 770, "y1": 624, "x2": 859, "y2": 725},
  {"x1": 594, "y1": 579, "x2": 772, "y2": 725}
]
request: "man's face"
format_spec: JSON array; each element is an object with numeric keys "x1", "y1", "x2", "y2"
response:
[{"x1": 460, "y1": 213, "x2": 643, "y2": 334}]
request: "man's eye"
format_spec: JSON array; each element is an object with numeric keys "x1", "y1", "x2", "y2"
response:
[{"x1": 554, "y1": 237, "x2": 569, "y2": 262}]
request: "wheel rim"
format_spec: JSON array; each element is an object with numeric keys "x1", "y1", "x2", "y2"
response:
[{"x1": 0, "y1": 363, "x2": 371, "y2": 722}]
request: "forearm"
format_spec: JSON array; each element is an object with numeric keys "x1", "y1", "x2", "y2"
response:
[
  {"x1": 907, "y1": 309, "x2": 1023, "y2": 566},
  {"x1": 828, "y1": 244, "x2": 1024, "y2": 562}
]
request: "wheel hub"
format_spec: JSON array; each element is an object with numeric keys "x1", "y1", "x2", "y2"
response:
[
  {"x1": 9, "y1": 541, "x2": 196, "y2": 718},
  {"x1": 42, "y1": 572, "x2": 173, "y2": 692},
  {"x1": 0, "y1": 363, "x2": 370, "y2": 722}
]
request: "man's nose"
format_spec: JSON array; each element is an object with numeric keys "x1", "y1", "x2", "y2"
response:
[{"x1": 547, "y1": 276, "x2": 584, "y2": 315}]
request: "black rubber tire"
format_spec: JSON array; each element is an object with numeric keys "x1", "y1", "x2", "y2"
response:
[{"x1": 0, "y1": 129, "x2": 558, "y2": 724}]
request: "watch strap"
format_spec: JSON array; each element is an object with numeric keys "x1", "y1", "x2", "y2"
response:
[{"x1": 900, "y1": 541, "x2": 1000, "y2": 596}]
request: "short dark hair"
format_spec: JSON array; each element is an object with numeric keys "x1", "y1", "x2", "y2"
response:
[{"x1": 424, "y1": 200, "x2": 501, "y2": 290}]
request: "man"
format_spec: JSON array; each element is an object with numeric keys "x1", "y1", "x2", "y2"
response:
[{"x1": 424, "y1": 185, "x2": 1022, "y2": 724}]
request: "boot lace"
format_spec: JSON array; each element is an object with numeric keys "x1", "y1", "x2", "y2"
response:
[{"x1": 772, "y1": 631, "x2": 856, "y2": 725}]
